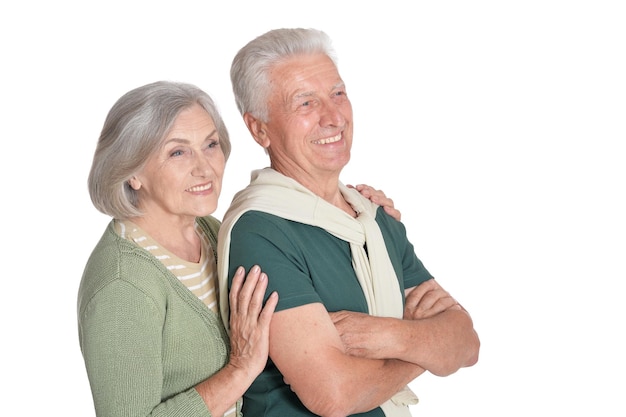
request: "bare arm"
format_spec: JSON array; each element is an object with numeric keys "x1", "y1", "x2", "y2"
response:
[
  {"x1": 195, "y1": 266, "x2": 278, "y2": 416},
  {"x1": 270, "y1": 302, "x2": 424, "y2": 417},
  {"x1": 331, "y1": 279, "x2": 480, "y2": 377}
]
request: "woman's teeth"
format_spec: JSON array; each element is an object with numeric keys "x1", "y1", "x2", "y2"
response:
[{"x1": 187, "y1": 183, "x2": 212, "y2": 192}]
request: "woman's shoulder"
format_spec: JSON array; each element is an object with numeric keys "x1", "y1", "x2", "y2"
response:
[
  {"x1": 78, "y1": 222, "x2": 172, "y2": 311},
  {"x1": 84, "y1": 221, "x2": 161, "y2": 272}
]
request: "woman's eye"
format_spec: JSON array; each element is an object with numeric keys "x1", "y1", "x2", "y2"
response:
[
  {"x1": 170, "y1": 149, "x2": 184, "y2": 157},
  {"x1": 208, "y1": 140, "x2": 220, "y2": 149}
]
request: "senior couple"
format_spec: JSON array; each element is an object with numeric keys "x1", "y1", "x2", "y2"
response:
[{"x1": 78, "y1": 28, "x2": 480, "y2": 417}]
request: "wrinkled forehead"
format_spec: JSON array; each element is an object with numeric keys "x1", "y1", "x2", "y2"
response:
[{"x1": 269, "y1": 53, "x2": 343, "y2": 94}]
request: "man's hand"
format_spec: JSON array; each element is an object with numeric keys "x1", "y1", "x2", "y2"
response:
[
  {"x1": 329, "y1": 310, "x2": 396, "y2": 359},
  {"x1": 404, "y1": 279, "x2": 462, "y2": 320}
]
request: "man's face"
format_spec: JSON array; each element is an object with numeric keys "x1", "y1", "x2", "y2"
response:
[{"x1": 262, "y1": 53, "x2": 353, "y2": 190}]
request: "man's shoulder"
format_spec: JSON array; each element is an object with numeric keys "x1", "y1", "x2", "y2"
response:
[
  {"x1": 375, "y1": 206, "x2": 407, "y2": 232},
  {"x1": 236, "y1": 210, "x2": 310, "y2": 229},
  {"x1": 231, "y1": 210, "x2": 334, "y2": 248}
]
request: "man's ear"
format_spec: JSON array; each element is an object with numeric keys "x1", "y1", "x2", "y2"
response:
[{"x1": 244, "y1": 112, "x2": 270, "y2": 148}]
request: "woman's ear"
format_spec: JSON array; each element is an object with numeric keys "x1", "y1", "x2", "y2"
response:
[
  {"x1": 128, "y1": 176, "x2": 142, "y2": 191},
  {"x1": 244, "y1": 113, "x2": 270, "y2": 148}
]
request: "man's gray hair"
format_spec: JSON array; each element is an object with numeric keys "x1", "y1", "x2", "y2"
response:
[{"x1": 230, "y1": 28, "x2": 338, "y2": 122}]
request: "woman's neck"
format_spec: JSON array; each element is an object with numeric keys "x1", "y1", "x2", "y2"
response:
[{"x1": 129, "y1": 215, "x2": 201, "y2": 263}]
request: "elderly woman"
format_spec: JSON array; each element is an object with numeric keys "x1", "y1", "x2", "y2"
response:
[{"x1": 78, "y1": 80, "x2": 399, "y2": 417}]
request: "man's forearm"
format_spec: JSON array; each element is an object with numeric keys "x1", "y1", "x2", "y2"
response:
[
  {"x1": 291, "y1": 355, "x2": 425, "y2": 417},
  {"x1": 393, "y1": 309, "x2": 480, "y2": 376},
  {"x1": 332, "y1": 308, "x2": 480, "y2": 376}
]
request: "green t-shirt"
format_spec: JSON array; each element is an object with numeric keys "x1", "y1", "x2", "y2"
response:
[{"x1": 226, "y1": 207, "x2": 433, "y2": 416}]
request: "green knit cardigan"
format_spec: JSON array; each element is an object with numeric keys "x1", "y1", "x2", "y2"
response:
[{"x1": 77, "y1": 216, "x2": 240, "y2": 417}]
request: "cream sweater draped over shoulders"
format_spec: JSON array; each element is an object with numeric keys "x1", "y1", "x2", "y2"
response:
[{"x1": 217, "y1": 168, "x2": 417, "y2": 415}]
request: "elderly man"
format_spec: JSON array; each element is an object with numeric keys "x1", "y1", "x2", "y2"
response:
[{"x1": 218, "y1": 28, "x2": 480, "y2": 417}]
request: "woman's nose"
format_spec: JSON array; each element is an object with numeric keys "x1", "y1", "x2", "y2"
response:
[{"x1": 191, "y1": 154, "x2": 213, "y2": 177}]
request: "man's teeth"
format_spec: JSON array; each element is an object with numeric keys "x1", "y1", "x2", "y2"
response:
[
  {"x1": 314, "y1": 134, "x2": 341, "y2": 145},
  {"x1": 187, "y1": 183, "x2": 212, "y2": 192}
]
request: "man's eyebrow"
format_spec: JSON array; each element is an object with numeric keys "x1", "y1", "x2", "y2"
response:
[
  {"x1": 293, "y1": 91, "x2": 315, "y2": 100},
  {"x1": 291, "y1": 82, "x2": 345, "y2": 101}
]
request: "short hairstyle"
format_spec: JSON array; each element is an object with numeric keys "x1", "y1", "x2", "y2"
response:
[
  {"x1": 230, "y1": 28, "x2": 338, "y2": 122},
  {"x1": 88, "y1": 80, "x2": 231, "y2": 219}
]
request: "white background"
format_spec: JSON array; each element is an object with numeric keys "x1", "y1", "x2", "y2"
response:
[{"x1": 2, "y1": 1, "x2": 625, "y2": 415}]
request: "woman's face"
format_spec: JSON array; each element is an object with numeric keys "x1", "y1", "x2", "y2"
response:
[{"x1": 129, "y1": 104, "x2": 226, "y2": 223}]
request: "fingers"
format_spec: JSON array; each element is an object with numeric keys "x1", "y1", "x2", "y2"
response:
[
  {"x1": 260, "y1": 291, "x2": 278, "y2": 325},
  {"x1": 229, "y1": 265, "x2": 278, "y2": 319},
  {"x1": 353, "y1": 184, "x2": 381, "y2": 200},
  {"x1": 245, "y1": 266, "x2": 267, "y2": 315},
  {"x1": 405, "y1": 280, "x2": 460, "y2": 319},
  {"x1": 354, "y1": 184, "x2": 389, "y2": 204},
  {"x1": 416, "y1": 292, "x2": 458, "y2": 315},
  {"x1": 231, "y1": 265, "x2": 264, "y2": 314},
  {"x1": 328, "y1": 310, "x2": 348, "y2": 324},
  {"x1": 382, "y1": 205, "x2": 402, "y2": 221},
  {"x1": 405, "y1": 279, "x2": 436, "y2": 304},
  {"x1": 354, "y1": 184, "x2": 402, "y2": 221},
  {"x1": 229, "y1": 266, "x2": 246, "y2": 315}
]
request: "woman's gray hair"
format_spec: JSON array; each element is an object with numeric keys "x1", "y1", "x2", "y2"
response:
[
  {"x1": 88, "y1": 80, "x2": 231, "y2": 219},
  {"x1": 230, "y1": 28, "x2": 338, "y2": 122}
]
